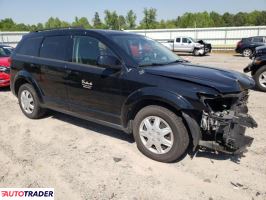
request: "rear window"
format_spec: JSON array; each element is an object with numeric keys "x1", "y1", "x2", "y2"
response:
[
  {"x1": 176, "y1": 38, "x2": 181, "y2": 43},
  {"x1": 40, "y1": 36, "x2": 71, "y2": 61},
  {"x1": 17, "y1": 37, "x2": 43, "y2": 56}
]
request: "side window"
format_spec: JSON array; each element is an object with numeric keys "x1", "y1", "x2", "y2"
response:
[
  {"x1": 72, "y1": 36, "x2": 115, "y2": 67},
  {"x1": 176, "y1": 38, "x2": 181, "y2": 43},
  {"x1": 182, "y1": 38, "x2": 188, "y2": 43},
  {"x1": 16, "y1": 37, "x2": 43, "y2": 56},
  {"x1": 252, "y1": 37, "x2": 263, "y2": 43},
  {"x1": 40, "y1": 36, "x2": 71, "y2": 61}
]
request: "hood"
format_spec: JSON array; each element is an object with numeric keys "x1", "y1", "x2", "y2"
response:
[
  {"x1": 144, "y1": 63, "x2": 255, "y2": 93},
  {"x1": 0, "y1": 57, "x2": 10, "y2": 67}
]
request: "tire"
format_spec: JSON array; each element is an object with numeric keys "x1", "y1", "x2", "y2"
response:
[
  {"x1": 133, "y1": 105, "x2": 189, "y2": 163},
  {"x1": 193, "y1": 49, "x2": 200, "y2": 56},
  {"x1": 253, "y1": 65, "x2": 266, "y2": 92},
  {"x1": 18, "y1": 83, "x2": 47, "y2": 119},
  {"x1": 242, "y1": 48, "x2": 252, "y2": 57}
]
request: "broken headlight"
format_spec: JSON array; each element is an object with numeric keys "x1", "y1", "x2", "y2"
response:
[{"x1": 198, "y1": 93, "x2": 238, "y2": 112}]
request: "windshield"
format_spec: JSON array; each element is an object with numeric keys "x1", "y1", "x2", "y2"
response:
[
  {"x1": 188, "y1": 37, "x2": 196, "y2": 43},
  {"x1": 0, "y1": 46, "x2": 14, "y2": 57},
  {"x1": 110, "y1": 35, "x2": 182, "y2": 67}
]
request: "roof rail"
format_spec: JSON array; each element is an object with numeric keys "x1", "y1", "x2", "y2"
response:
[{"x1": 33, "y1": 26, "x2": 85, "y2": 32}]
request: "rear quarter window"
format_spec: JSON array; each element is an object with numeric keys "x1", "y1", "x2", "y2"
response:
[{"x1": 16, "y1": 37, "x2": 43, "y2": 56}]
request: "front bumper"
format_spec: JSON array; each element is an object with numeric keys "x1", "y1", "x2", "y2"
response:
[{"x1": 200, "y1": 111, "x2": 257, "y2": 154}]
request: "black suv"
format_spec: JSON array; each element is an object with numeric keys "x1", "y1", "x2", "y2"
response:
[
  {"x1": 235, "y1": 36, "x2": 266, "y2": 57},
  {"x1": 244, "y1": 46, "x2": 266, "y2": 91},
  {"x1": 10, "y1": 28, "x2": 257, "y2": 162}
]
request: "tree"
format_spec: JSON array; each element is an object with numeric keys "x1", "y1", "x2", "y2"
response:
[
  {"x1": 210, "y1": 12, "x2": 225, "y2": 27},
  {"x1": 0, "y1": 18, "x2": 16, "y2": 31},
  {"x1": 72, "y1": 16, "x2": 91, "y2": 28},
  {"x1": 126, "y1": 10, "x2": 137, "y2": 29},
  {"x1": 222, "y1": 12, "x2": 234, "y2": 26},
  {"x1": 118, "y1": 15, "x2": 127, "y2": 29},
  {"x1": 93, "y1": 12, "x2": 103, "y2": 29},
  {"x1": 104, "y1": 10, "x2": 119, "y2": 30},
  {"x1": 139, "y1": 8, "x2": 158, "y2": 29}
]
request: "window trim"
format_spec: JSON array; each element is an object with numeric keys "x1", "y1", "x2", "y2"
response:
[{"x1": 71, "y1": 35, "x2": 122, "y2": 69}]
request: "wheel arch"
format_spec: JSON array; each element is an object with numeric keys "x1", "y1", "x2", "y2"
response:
[{"x1": 13, "y1": 70, "x2": 44, "y2": 103}]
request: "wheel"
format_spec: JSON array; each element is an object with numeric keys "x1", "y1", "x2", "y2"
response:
[
  {"x1": 18, "y1": 83, "x2": 47, "y2": 119},
  {"x1": 133, "y1": 105, "x2": 189, "y2": 163},
  {"x1": 242, "y1": 48, "x2": 252, "y2": 57},
  {"x1": 193, "y1": 49, "x2": 200, "y2": 56},
  {"x1": 253, "y1": 65, "x2": 266, "y2": 92}
]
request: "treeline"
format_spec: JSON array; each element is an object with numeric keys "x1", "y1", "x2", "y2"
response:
[{"x1": 1, "y1": 9, "x2": 266, "y2": 31}]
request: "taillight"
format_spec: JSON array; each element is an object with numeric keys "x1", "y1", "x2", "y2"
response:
[
  {"x1": 8, "y1": 57, "x2": 12, "y2": 66},
  {"x1": 237, "y1": 41, "x2": 242, "y2": 47}
]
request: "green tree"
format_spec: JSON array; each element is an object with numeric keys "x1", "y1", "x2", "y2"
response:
[
  {"x1": 104, "y1": 10, "x2": 119, "y2": 30},
  {"x1": 210, "y1": 12, "x2": 225, "y2": 27},
  {"x1": 72, "y1": 16, "x2": 91, "y2": 28},
  {"x1": 126, "y1": 10, "x2": 137, "y2": 29},
  {"x1": 93, "y1": 12, "x2": 103, "y2": 29},
  {"x1": 139, "y1": 8, "x2": 158, "y2": 29},
  {"x1": 222, "y1": 12, "x2": 234, "y2": 26}
]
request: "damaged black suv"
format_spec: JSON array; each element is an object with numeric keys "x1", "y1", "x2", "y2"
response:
[{"x1": 10, "y1": 28, "x2": 257, "y2": 162}]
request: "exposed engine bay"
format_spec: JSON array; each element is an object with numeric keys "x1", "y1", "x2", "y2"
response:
[{"x1": 199, "y1": 90, "x2": 257, "y2": 154}]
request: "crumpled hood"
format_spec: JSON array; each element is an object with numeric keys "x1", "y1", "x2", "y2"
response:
[{"x1": 144, "y1": 63, "x2": 255, "y2": 93}]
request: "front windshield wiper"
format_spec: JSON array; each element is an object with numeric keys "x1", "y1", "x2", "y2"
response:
[
  {"x1": 166, "y1": 59, "x2": 189, "y2": 65},
  {"x1": 139, "y1": 62, "x2": 169, "y2": 67}
]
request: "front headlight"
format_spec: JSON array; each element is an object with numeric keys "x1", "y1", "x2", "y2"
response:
[
  {"x1": 253, "y1": 59, "x2": 262, "y2": 65},
  {"x1": 198, "y1": 93, "x2": 237, "y2": 112}
]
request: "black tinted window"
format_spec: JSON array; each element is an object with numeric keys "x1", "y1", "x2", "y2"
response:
[
  {"x1": 182, "y1": 38, "x2": 188, "y2": 43},
  {"x1": 252, "y1": 37, "x2": 263, "y2": 43},
  {"x1": 176, "y1": 38, "x2": 181, "y2": 43},
  {"x1": 40, "y1": 36, "x2": 71, "y2": 61},
  {"x1": 17, "y1": 37, "x2": 42, "y2": 56},
  {"x1": 72, "y1": 36, "x2": 115, "y2": 67},
  {"x1": 0, "y1": 46, "x2": 13, "y2": 57}
]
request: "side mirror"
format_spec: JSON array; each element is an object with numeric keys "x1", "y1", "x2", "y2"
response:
[{"x1": 97, "y1": 55, "x2": 121, "y2": 70}]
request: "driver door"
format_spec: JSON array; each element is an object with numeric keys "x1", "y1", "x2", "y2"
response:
[{"x1": 65, "y1": 35, "x2": 124, "y2": 125}]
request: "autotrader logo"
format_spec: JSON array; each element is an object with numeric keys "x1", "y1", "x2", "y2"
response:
[{"x1": 0, "y1": 188, "x2": 54, "y2": 199}]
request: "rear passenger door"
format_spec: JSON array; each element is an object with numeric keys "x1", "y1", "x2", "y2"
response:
[{"x1": 38, "y1": 35, "x2": 72, "y2": 110}]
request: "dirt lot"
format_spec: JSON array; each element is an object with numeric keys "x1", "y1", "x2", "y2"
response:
[{"x1": 0, "y1": 53, "x2": 266, "y2": 200}]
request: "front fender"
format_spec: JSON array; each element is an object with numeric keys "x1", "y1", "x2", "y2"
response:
[
  {"x1": 12, "y1": 70, "x2": 44, "y2": 103},
  {"x1": 121, "y1": 87, "x2": 194, "y2": 127}
]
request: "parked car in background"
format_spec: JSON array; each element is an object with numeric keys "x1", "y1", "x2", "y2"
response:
[
  {"x1": 11, "y1": 28, "x2": 257, "y2": 162},
  {"x1": 244, "y1": 46, "x2": 266, "y2": 91},
  {"x1": 161, "y1": 37, "x2": 212, "y2": 56},
  {"x1": 0, "y1": 45, "x2": 14, "y2": 87},
  {"x1": 235, "y1": 36, "x2": 266, "y2": 57}
]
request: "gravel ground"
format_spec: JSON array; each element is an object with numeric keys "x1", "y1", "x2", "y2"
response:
[{"x1": 0, "y1": 53, "x2": 265, "y2": 200}]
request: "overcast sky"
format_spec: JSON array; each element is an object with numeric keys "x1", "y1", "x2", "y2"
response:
[{"x1": 1, "y1": 0, "x2": 266, "y2": 24}]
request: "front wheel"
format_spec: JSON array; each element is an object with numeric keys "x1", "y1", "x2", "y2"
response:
[
  {"x1": 133, "y1": 105, "x2": 189, "y2": 163},
  {"x1": 253, "y1": 65, "x2": 266, "y2": 92}
]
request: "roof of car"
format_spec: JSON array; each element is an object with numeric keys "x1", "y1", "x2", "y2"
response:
[{"x1": 25, "y1": 28, "x2": 139, "y2": 38}]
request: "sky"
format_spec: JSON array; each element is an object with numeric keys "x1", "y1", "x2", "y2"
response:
[{"x1": 0, "y1": 0, "x2": 266, "y2": 24}]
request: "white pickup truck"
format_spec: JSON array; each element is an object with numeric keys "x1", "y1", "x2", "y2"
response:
[{"x1": 161, "y1": 37, "x2": 212, "y2": 56}]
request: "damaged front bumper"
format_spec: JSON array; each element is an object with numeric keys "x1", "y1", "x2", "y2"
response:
[{"x1": 199, "y1": 91, "x2": 258, "y2": 154}]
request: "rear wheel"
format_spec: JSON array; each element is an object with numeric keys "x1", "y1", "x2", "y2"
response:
[
  {"x1": 242, "y1": 48, "x2": 252, "y2": 57},
  {"x1": 133, "y1": 105, "x2": 189, "y2": 163},
  {"x1": 253, "y1": 65, "x2": 266, "y2": 92},
  {"x1": 18, "y1": 83, "x2": 47, "y2": 119}
]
